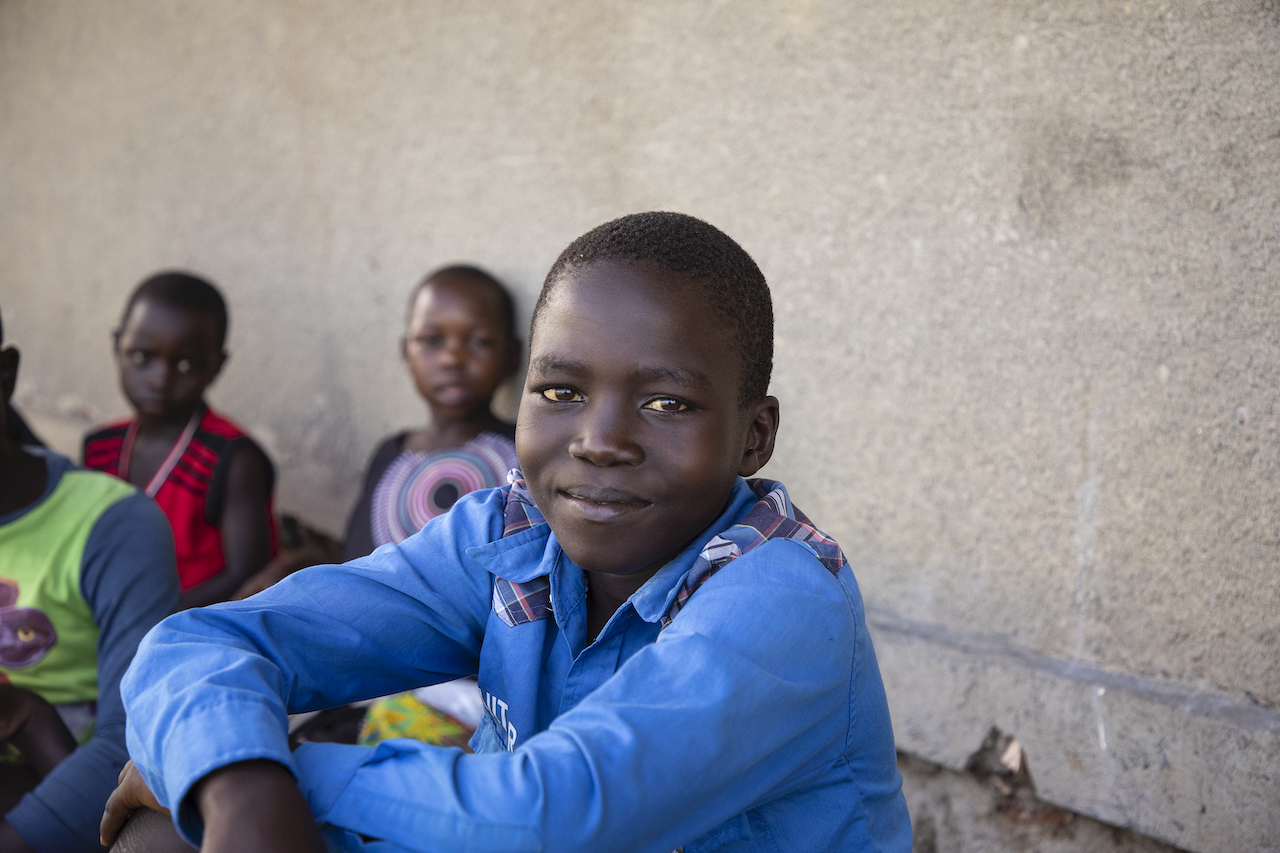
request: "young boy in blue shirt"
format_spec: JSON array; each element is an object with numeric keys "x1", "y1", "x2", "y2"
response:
[{"x1": 101, "y1": 212, "x2": 912, "y2": 853}]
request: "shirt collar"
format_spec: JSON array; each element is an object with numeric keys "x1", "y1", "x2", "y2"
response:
[
  {"x1": 628, "y1": 479, "x2": 758, "y2": 623},
  {"x1": 466, "y1": 523, "x2": 558, "y2": 584},
  {"x1": 467, "y1": 477, "x2": 759, "y2": 624}
]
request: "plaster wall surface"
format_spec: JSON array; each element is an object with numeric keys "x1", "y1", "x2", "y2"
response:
[{"x1": 1, "y1": 2, "x2": 1276, "y2": 851}]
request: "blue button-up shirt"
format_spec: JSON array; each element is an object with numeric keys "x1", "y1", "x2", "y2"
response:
[{"x1": 123, "y1": 478, "x2": 910, "y2": 852}]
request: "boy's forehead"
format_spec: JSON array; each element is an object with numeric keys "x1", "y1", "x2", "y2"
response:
[
  {"x1": 125, "y1": 298, "x2": 221, "y2": 343},
  {"x1": 538, "y1": 260, "x2": 718, "y2": 336},
  {"x1": 417, "y1": 275, "x2": 505, "y2": 321},
  {"x1": 423, "y1": 273, "x2": 487, "y2": 298},
  {"x1": 533, "y1": 261, "x2": 741, "y2": 384}
]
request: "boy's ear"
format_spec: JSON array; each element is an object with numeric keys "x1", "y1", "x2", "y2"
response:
[
  {"x1": 210, "y1": 350, "x2": 228, "y2": 383},
  {"x1": 737, "y1": 395, "x2": 780, "y2": 477},
  {"x1": 0, "y1": 346, "x2": 20, "y2": 405}
]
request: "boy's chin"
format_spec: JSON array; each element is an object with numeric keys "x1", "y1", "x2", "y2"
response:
[
  {"x1": 131, "y1": 399, "x2": 201, "y2": 421},
  {"x1": 130, "y1": 400, "x2": 172, "y2": 418}
]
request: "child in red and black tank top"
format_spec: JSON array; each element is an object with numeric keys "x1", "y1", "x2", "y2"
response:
[{"x1": 83, "y1": 272, "x2": 276, "y2": 608}]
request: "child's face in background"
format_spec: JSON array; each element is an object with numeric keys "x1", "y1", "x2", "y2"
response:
[
  {"x1": 115, "y1": 299, "x2": 224, "y2": 422},
  {"x1": 517, "y1": 260, "x2": 775, "y2": 580},
  {"x1": 404, "y1": 276, "x2": 517, "y2": 421}
]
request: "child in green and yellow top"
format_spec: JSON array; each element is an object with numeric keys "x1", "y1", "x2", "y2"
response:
[{"x1": 0, "y1": 310, "x2": 178, "y2": 852}]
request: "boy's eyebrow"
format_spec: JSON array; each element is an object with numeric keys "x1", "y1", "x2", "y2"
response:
[
  {"x1": 530, "y1": 355, "x2": 710, "y2": 389},
  {"x1": 529, "y1": 355, "x2": 591, "y2": 376},
  {"x1": 630, "y1": 364, "x2": 710, "y2": 389}
]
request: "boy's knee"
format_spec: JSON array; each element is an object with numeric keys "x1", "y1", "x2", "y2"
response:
[{"x1": 109, "y1": 809, "x2": 193, "y2": 853}]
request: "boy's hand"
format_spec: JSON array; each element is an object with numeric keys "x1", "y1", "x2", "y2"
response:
[
  {"x1": 232, "y1": 560, "x2": 293, "y2": 600},
  {"x1": 99, "y1": 760, "x2": 167, "y2": 847},
  {"x1": 101, "y1": 759, "x2": 326, "y2": 852},
  {"x1": 0, "y1": 684, "x2": 77, "y2": 777},
  {"x1": 232, "y1": 549, "x2": 325, "y2": 600}
]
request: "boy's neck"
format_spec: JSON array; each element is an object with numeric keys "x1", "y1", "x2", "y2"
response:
[
  {"x1": 0, "y1": 441, "x2": 47, "y2": 517},
  {"x1": 578, "y1": 489, "x2": 739, "y2": 644},
  {"x1": 134, "y1": 403, "x2": 204, "y2": 439},
  {"x1": 404, "y1": 409, "x2": 506, "y2": 453},
  {"x1": 583, "y1": 562, "x2": 667, "y2": 645}
]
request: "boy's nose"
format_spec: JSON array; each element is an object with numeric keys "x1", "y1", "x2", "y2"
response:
[
  {"x1": 570, "y1": 402, "x2": 643, "y2": 466},
  {"x1": 437, "y1": 338, "x2": 466, "y2": 367},
  {"x1": 146, "y1": 362, "x2": 175, "y2": 391}
]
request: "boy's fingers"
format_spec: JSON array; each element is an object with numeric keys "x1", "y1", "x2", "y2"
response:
[
  {"x1": 100, "y1": 761, "x2": 169, "y2": 847},
  {"x1": 99, "y1": 784, "x2": 133, "y2": 848}
]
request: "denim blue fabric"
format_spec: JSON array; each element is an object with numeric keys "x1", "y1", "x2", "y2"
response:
[{"x1": 123, "y1": 477, "x2": 910, "y2": 853}]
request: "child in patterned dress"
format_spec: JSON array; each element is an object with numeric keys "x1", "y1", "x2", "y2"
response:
[
  {"x1": 272, "y1": 266, "x2": 522, "y2": 749},
  {"x1": 235, "y1": 265, "x2": 520, "y2": 600},
  {"x1": 340, "y1": 266, "x2": 521, "y2": 562}
]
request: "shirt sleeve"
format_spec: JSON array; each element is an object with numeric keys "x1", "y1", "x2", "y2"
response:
[
  {"x1": 136, "y1": 521, "x2": 878, "y2": 853},
  {"x1": 5, "y1": 492, "x2": 179, "y2": 853},
  {"x1": 296, "y1": 539, "x2": 868, "y2": 853},
  {"x1": 122, "y1": 486, "x2": 503, "y2": 845}
]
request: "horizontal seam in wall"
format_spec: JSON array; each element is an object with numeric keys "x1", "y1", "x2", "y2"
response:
[{"x1": 865, "y1": 606, "x2": 1280, "y2": 734}]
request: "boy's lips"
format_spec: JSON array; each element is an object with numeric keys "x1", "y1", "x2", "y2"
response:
[
  {"x1": 433, "y1": 381, "x2": 472, "y2": 402},
  {"x1": 134, "y1": 397, "x2": 171, "y2": 414},
  {"x1": 557, "y1": 486, "x2": 651, "y2": 522}
]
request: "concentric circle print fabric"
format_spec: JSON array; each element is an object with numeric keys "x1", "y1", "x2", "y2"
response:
[{"x1": 370, "y1": 431, "x2": 517, "y2": 547}]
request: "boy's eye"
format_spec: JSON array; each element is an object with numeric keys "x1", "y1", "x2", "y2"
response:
[
  {"x1": 412, "y1": 334, "x2": 444, "y2": 348},
  {"x1": 175, "y1": 359, "x2": 194, "y2": 374},
  {"x1": 128, "y1": 351, "x2": 151, "y2": 367},
  {"x1": 540, "y1": 387, "x2": 583, "y2": 403},
  {"x1": 643, "y1": 397, "x2": 690, "y2": 413},
  {"x1": 468, "y1": 336, "x2": 495, "y2": 349}
]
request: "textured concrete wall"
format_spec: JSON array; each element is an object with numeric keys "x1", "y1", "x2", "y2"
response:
[{"x1": 1, "y1": 2, "x2": 1276, "y2": 850}]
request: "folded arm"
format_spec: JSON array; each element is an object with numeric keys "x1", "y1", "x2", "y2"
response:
[
  {"x1": 128, "y1": 499, "x2": 864, "y2": 852},
  {"x1": 181, "y1": 443, "x2": 273, "y2": 609},
  {"x1": 295, "y1": 541, "x2": 858, "y2": 852},
  {"x1": 123, "y1": 493, "x2": 500, "y2": 845}
]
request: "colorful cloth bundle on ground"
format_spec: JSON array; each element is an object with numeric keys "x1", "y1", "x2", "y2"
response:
[
  {"x1": 358, "y1": 678, "x2": 487, "y2": 751},
  {"x1": 358, "y1": 693, "x2": 474, "y2": 750}
]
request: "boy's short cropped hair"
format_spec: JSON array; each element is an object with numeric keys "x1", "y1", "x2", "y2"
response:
[
  {"x1": 120, "y1": 271, "x2": 229, "y2": 349},
  {"x1": 534, "y1": 211, "x2": 773, "y2": 405},
  {"x1": 415, "y1": 264, "x2": 517, "y2": 342}
]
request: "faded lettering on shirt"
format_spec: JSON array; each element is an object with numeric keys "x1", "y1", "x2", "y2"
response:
[{"x1": 484, "y1": 690, "x2": 518, "y2": 750}]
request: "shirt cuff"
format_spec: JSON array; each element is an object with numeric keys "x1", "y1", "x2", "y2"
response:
[
  {"x1": 292, "y1": 741, "x2": 371, "y2": 820},
  {"x1": 137, "y1": 698, "x2": 296, "y2": 847}
]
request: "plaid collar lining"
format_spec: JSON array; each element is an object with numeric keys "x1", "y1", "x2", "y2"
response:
[
  {"x1": 662, "y1": 478, "x2": 844, "y2": 627},
  {"x1": 491, "y1": 474, "x2": 552, "y2": 626}
]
